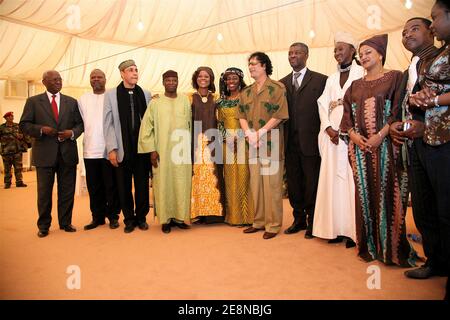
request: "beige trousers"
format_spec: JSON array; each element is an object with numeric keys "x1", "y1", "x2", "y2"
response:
[{"x1": 249, "y1": 158, "x2": 284, "y2": 233}]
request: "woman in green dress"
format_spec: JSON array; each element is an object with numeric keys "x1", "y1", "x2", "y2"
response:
[{"x1": 217, "y1": 67, "x2": 254, "y2": 226}]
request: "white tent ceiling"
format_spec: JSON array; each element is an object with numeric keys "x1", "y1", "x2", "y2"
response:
[{"x1": 0, "y1": 0, "x2": 434, "y2": 93}]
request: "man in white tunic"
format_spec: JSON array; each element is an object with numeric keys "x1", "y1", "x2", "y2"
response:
[
  {"x1": 138, "y1": 70, "x2": 192, "y2": 234},
  {"x1": 313, "y1": 32, "x2": 364, "y2": 246},
  {"x1": 78, "y1": 69, "x2": 120, "y2": 230}
]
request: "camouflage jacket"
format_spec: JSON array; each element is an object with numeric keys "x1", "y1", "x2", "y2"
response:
[{"x1": 0, "y1": 122, "x2": 31, "y2": 155}]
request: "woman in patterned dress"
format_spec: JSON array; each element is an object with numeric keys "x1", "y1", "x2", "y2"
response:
[
  {"x1": 190, "y1": 66, "x2": 224, "y2": 224},
  {"x1": 340, "y1": 34, "x2": 417, "y2": 267},
  {"x1": 217, "y1": 67, "x2": 254, "y2": 226}
]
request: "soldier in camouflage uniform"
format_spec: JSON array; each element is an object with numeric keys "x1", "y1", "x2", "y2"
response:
[{"x1": 0, "y1": 112, "x2": 29, "y2": 188}]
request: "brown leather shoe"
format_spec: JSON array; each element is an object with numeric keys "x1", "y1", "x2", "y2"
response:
[
  {"x1": 263, "y1": 232, "x2": 277, "y2": 239},
  {"x1": 243, "y1": 226, "x2": 263, "y2": 233}
]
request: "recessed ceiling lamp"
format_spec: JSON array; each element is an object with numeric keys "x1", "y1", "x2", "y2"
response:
[
  {"x1": 405, "y1": 0, "x2": 413, "y2": 9},
  {"x1": 137, "y1": 20, "x2": 144, "y2": 31}
]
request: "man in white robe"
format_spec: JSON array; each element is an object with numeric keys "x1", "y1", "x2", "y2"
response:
[
  {"x1": 313, "y1": 32, "x2": 364, "y2": 245},
  {"x1": 138, "y1": 70, "x2": 192, "y2": 233}
]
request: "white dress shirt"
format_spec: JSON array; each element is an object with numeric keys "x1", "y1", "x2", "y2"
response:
[
  {"x1": 78, "y1": 92, "x2": 106, "y2": 158},
  {"x1": 46, "y1": 91, "x2": 61, "y2": 112},
  {"x1": 407, "y1": 55, "x2": 420, "y2": 93},
  {"x1": 292, "y1": 66, "x2": 307, "y2": 88}
]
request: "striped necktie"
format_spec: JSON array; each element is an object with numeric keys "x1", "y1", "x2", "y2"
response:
[{"x1": 293, "y1": 72, "x2": 301, "y2": 90}]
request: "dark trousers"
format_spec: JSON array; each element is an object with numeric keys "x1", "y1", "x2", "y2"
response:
[
  {"x1": 413, "y1": 140, "x2": 450, "y2": 273},
  {"x1": 84, "y1": 158, "x2": 120, "y2": 223},
  {"x1": 115, "y1": 153, "x2": 150, "y2": 226},
  {"x1": 2, "y1": 153, "x2": 23, "y2": 185},
  {"x1": 285, "y1": 135, "x2": 321, "y2": 228},
  {"x1": 36, "y1": 153, "x2": 76, "y2": 230}
]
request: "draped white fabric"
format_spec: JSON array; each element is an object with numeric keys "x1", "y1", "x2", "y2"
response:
[{"x1": 0, "y1": 0, "x2": 433, "y2": 93}]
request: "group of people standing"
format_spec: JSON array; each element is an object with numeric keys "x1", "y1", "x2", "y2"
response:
[{"x1": 12, "y1": 0, "x2": 448, "y2": 299}]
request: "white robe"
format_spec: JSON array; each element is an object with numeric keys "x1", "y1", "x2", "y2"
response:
[{"x1": 312, "y1": 61, "x2": 364, "y2": 240}]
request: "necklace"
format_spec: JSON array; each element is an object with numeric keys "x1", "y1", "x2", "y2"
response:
[
  {"x1": 339, "y1": 62, "x2": 352, "y2": 73},
  {"x1": 196, "y1": 91, "x2": 209, "y2": 103}
]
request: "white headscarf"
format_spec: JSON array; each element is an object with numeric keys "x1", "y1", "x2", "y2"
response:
[{"x1": 334, "y1": 31, "x2": 358, "y2": 49}]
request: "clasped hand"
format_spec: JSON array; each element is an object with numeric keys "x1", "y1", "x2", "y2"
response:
[
  {"x1": 409, "y1": 88, "x2": 437, "y2": 111},
  {"x1": 350, "y1": 131, "x2": 383, "y2": 153},
  {"x1": 390, "y1": 120, "x2": 425, "y2": 146},
  {"x1": 245, "y1": 129, "x2": 267, "y2": 148},
  {"x1": 150, "y1": 151, "x2": 160, "y2": 168},
  {"x1": 326, "y1": 127, "x2": 339, "y2": 145}
]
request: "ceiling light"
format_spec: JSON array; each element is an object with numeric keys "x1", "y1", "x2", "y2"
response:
[
  {"x1": 405, "y1": 0, "x2": 413, "y2": 9},
  {"x1": 137, "y1": 21, "x2": 144, "y2": 31}
]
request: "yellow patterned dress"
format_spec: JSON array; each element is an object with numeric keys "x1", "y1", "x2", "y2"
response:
[
  {"x1": 190, "y1": 92, "x2": 224, "y2": 221},
  {"x1": 217, "y1": 98, "x2": 254, "y2": 225}
]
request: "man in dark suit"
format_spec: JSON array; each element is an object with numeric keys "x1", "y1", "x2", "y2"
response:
[
  {"x1": 20, "y1": 70, "x2": 84, "y2": 238},
  {"x1": 280, "y1": 42, "x2": 327, "y2": 239}
]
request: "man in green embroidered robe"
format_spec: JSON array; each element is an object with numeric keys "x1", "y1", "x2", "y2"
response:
[{"x1": 138, "y1": 70, "x2": 192, "y2": 233}]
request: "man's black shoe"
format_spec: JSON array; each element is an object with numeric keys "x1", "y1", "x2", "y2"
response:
[
  {"x1": 109, "y1": 219, "x2": 120, "y2": 229},
  {"x1": 346, "y1": 239, "x2": 356, "y2": 248},
  {"x1": 84, "y1": 220, "x2": 105, "y2": 230},
  {"x1": 404, "y1": 266, "x2": 443, "y2": 279},
  {"x1": 328, "y1": 237, "x2": 344, "y2": 244},
  {"x1": 60, "y1": 225, "x2": 76, "y2": 232},
  {"x1": 172, "y1": 221, "x2": 190, "y2": 229},
  {"x1": 162, "y1": 224, "x2": 171, "y2": 233},
  {"x1": 304, "y1": 229, "x2": 314, "y2": 239},
  {"x1": 138, "y1": 222, "x2": 149, "y2": 230},
  {"x1": 37, "y1": 230, "x2": 49, "y2": 238},
  {"x1": 284, "y1": 221, "x2": 307, "y2": 234},
  {"x1": 124, "y1": 224, "x2": 135, "y2": 233}
]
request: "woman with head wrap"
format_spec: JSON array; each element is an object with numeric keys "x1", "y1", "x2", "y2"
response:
[
  {"x1": 340, "y1": 34, "x2": 417, "y2": 267},
  {"x1": 189, "y1": 66, "x2": 224, "y2": 224},
  {"x1": 217, "y1": 67, "x2": 254, "y2": 226},
  {"x1": 312, "y1": 32, "x2": 364, "y2": 247}
]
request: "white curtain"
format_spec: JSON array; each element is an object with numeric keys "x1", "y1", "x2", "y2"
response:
[{"x1": 0, "y1": 0, "x2": 434, "y2": 93}]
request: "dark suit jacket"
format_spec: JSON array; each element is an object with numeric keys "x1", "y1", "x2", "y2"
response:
[
  {"x1": 280, "y1": 69, "x2": 327, "y2": 156},
  {"x1": 19, "y1": 92, "x2": 84, "y2": 167}
]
